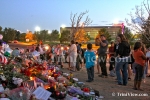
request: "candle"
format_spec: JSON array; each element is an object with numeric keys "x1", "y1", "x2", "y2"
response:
[{"x1": 30, "y1": 77, "x2": 35, "y2": 80}]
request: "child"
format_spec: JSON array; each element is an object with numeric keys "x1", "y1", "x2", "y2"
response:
[
  {"x1": 84, "y1": 43, "x2": 96, "y2": 82},
  {"x1": 133, "y1": 42, "x2": 146, "y2": 90}
]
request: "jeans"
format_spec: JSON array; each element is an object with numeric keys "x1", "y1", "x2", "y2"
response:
[
  {"x1": 115, "y1": 57, "x2": 129, "y2": 85},
  {"x1": 87, "y1": 66, "x2": 94, "y2": 81},
  {"x1": 109, "y1": 57, "x2": 115, "y2": 71},
  {"x1": 133, "y1": 63, "x2": 144, "y2": 81},
  {"x1": 99, "y1": 55, "x2": 107, "y2": 76}
]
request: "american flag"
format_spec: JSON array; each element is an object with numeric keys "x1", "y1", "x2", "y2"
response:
[
  {"x1": 0, "y1": 53, "x2": 7, "y2": 64},
  {"x1": 22, "y1": 80, "x2": 36, "y2": 93}
]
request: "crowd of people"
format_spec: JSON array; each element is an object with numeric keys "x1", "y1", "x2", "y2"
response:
[
  {"x1": 95, "y1": 33, "x2": 150, "y2": 91},
  {"x1": 0, "y1": 33, "x2": 149, "y2": 91}
]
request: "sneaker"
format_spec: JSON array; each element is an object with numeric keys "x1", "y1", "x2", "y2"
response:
[
  {"x1": 98, "y1": 75, "x2": 104, "y2": 77},
  {"x1": 86, "y1": 80, "x2": 92, "y2": 82},
  {"x1": 110, "y1": 70, "x2": 116, "y2": 77}
]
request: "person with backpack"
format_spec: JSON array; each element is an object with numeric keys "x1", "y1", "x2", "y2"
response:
[{"x1": 115, "y1": 34, "x2": 131, "y2": 86}]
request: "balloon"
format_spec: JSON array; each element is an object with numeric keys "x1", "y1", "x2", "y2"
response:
[{"x1": 0, "y1": 34, "x2": 3, "y2": 40}]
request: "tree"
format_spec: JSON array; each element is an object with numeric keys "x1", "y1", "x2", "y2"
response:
[
  {"x1": 74, "y1": 28, "x2": 90, "y2": 43},
  {"x1": 125, "y1": 0, "x2": 150, "y2": 44},
  {"x1": 40, "y1": 30, "x2": 49, "y2": 42},
  {"x1": 3, "y1": 28, "x2": 16, "y2": 42},
  {"x1": 60, "y1": 30, "x2": 70, "y2": 43},
  {"x1": 96, "y1": 28, "x2": 112, "y2": 43},
  {"x1": 70, "y1": 10, "x2": 92, "y2": 41},
  {"x1": 25, "y1": 31, "x2": 33, "y2": 41},
  {"x1": 50, "y1": 30, "x2": 59, "y2": 42},
  {"x1": 19, "y1": 33, "x2": 26, "y2": 41},
  {"x1": 34, "y1": 30, "x2": 50, "y2": 42},
  {"x1": 0, "y1": 26, "x2": 3, "y2": 35},
  {"x1": 15, "y1": 31, "x2": 21, "y2": 41},
  {"x1": 118, "y1": 27, "x2": 135, "y2": 45}
]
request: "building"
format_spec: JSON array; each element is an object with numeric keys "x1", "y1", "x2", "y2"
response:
[{"x1": 60, "y1": 26, "x2": 121, "y2": 42}]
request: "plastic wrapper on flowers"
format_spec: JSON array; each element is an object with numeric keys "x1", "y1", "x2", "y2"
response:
[
  {"x1": 57, "y1": 76, "x2": 69, "y2": 84},
  {"x1": 5, "y1": 87, "x2": 30, "y2": 100},
  {"x1": 67, "y1": 86, "x2": 84, "y2": 95}
]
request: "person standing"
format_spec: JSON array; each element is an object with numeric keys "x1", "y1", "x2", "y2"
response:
[
  {"x1": 115, "y1": 34, "x2": 130, "y2": 86},
  {"x1": 109, "y1": 42, "x2": 115, "y2": 77},
  {"x1": 98, "y1": 35, "x2": 108, "y2": 78},
  {"x1": 133, "y1": 42, "x2": 146, "y2": 90},
  {"x1": 68, "y1": 40, "x2": 77, "y2": 72},
  {"x1": 84, "y1": 43, "x2": 96, "y2": 82}
]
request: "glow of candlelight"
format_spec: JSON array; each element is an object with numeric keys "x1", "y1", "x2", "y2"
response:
[
  {"x1": 48, "y1": 76, "x2": 51, "y2": 79},
  {"x1": 96, "y1": 55, "x2": 98, "y2": 59},
  {"x1": 61, "y1": 47, "x2": 64, "y2": 50},
  {"x1": 45, "y1": 46, "x2": 49, "y2": 50},
  {"x1": 30, "y1": 77, "x2": 34, "y2": 80}
]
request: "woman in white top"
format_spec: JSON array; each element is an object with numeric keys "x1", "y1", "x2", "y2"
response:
[{"x1": 68, "y1": 40, "x2": 77, "y2": 71}]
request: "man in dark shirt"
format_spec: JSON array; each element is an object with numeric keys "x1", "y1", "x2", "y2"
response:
[{"x1": 98, "y1": 35, "x2": 108, "y2": 78}]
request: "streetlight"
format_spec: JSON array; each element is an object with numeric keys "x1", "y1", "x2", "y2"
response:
[
  {"x1": 61, "y1": 24, "x2": 66, "y2": 29},
  {"x1": 113, "y1": 18, "x2": 119, "y2": 24},
  {"x1": 48, "y1": 30, "x2": 51, "y2": 34},
  {"x1": 35, "y1": 26, "x2": 41, "y2": 32}
]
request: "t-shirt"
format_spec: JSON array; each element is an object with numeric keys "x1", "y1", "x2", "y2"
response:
[
  {"x1": 98, "y1": 40, "x2": 108, "y2": 55},
  {"x1": 134, "y1": 50, "x2": 145, "y2": 66},
  {"x1": 109, "y1": 46, "x2": 114, "y2": 57},
  {"x1": 84, "y1": 51, "x2": 96, "y2": 68}
]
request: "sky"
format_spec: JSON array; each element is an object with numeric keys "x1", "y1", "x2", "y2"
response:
[{"x1": 0, "y1": 0, "x2": 143, "y2": 33}]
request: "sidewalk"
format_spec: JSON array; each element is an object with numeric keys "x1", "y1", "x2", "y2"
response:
[{"x1": 61, "y1": 63, "x2": 150, "y2": 100}]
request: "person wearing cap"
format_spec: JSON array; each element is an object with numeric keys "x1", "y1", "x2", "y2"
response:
[{"x1": 98, "y1": 34, "x2": 109, "y2": 78}]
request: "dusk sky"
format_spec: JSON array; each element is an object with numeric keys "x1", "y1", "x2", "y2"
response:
[{"x1": 0, "y1": 0, "x2": 143, "y2": 33}]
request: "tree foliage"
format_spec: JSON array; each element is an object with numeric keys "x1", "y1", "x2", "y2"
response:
[
  {"x1": 60, "y1": 30, "x2": 70, "y2": 43},
  {"x1": 70, "y1": 10, "x2": 92, "y2": 41},
  {"x1": 34, "y1": 30, "x2": 50, "y2": 42},
  {"x1": 50, "y1": 30, "x2": 59, "y2": 42},
  {"x1": 25, "y1": 31, "x2": 33, "y2": 41},
  {"x1": 74, "y1": 29, "x2": 90, "y2": 43},
  {"x1": 2, "y1": 28, "x2": 16, "y2": 42},
  {"x1": 126, "y1": 0, "x2": 150, "y2": 44},
  {"x1": 19, "y1": 33, "x2": 26, "y2": 41},
  {"x1": 118, "y1": 27, "x2": 135, "y2": 45},
  {"x1": 96, "y1": 28, "x2": 112, "y2": 43}
]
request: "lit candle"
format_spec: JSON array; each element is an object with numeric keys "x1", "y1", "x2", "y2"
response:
[
  {"x1": 30, "y1": 77, "x2": 34, "y2": 80},
  {"x1": 48, "y1": 76, "x2": 51, "y2": 79}
]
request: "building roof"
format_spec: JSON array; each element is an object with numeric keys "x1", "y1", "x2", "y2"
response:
[{"x1": 60, "y1": 26, "x2": 121, "y2": 29}]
